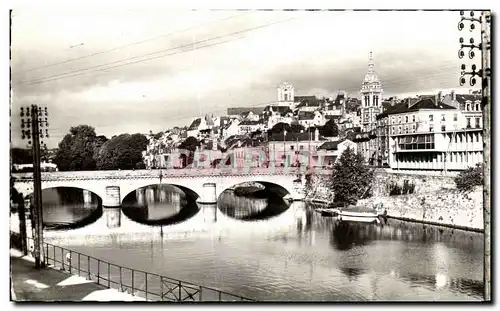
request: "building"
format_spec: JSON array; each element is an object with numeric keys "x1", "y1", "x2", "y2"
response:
[
  {"x1": 316, "y1": 139, "x2": 357, "y2": 167},
  {"x1": 298, "y1": 111, "x2": 325, "y2": 128},
  {"x1": 220, "y1": 119, "x2": 240, "y2": 139},
  {"x1": 442, "y1": 91, "x2": 483, "y2": 129},
  {"x1": 383, "y1": 95, "x2": 483, "y2": 171},
  {"x1": 238, "y1": 120, "x2": 262, "y2": 135},
  {"x1": 360, "y1": 52, "x2": 383, "y2": 132},
  {"x1": 264, "y1": 129, "x2": 328, "y2": 168},
  {"x1": 187, "y1": 115, "x2": 214, "y2": 138}
]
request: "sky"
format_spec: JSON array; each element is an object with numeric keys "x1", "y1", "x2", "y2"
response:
[{"x1": 10, "y1": 9, "x2": 480, "y2": 149}]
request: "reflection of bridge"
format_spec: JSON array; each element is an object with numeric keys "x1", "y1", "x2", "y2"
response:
[
  {"x1": 11, "y1": 202, "x2": 310, "y2": 243},
  {"x1": 13, "y1": 168, "x2": 310, "y2": 206}
]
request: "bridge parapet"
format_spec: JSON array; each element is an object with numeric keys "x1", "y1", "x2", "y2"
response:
[{"x1": 12, "y1": 167, "x2": 333, "y2": 182}]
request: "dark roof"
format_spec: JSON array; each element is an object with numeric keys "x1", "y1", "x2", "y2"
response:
[
  {"x1": 455, "y1": 94, "x2": 481, "y2": 104},
  {"x1": 318, "y1": 139, "x2": 346, "y2": 151},
  {"x1": 376, "y1": 98, "x2": 456, "y2": 120},
  {"x1": 239, "y1": 120, "x2": 260, "y2": 126},
  {"x1": 188, "y1": 118, "x2": 202, "y2": 130},
  {"x1": 382, "y1": 101, "x2": 393, "y2": 112},
  {"x1": 227, "y1": 107, "x2": 265, "y2": 115},
  {"x1": 298, "y1": 111, "x2": 315, "y2": 120},
  {"x1": 294, "y1": 95, "x2": 316, "y2": 103},
  {"x1": 334, "y1": 94, "x2": 345, "y2": 105}
]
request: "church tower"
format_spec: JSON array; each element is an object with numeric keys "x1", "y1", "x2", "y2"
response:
[
  {"x1": 277, "y1": 82, "x2": 294, "y2": 104},
  {"x1": 360, "y1": 52, "x2": 383, "y2": 132}
]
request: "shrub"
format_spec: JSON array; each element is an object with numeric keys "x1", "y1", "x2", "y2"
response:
[{"x1": 454, "y1": 163, "x2": 483, "y2": 192}]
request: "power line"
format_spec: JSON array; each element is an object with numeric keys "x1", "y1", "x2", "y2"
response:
[
  {"x1": 19, "y1": 11, "x2": 323, "y2": 86},
  {"x1": 15, "y1": 11, "x2": 252, "y2": 75}
]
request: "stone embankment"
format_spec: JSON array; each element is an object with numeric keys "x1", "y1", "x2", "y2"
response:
[
  {"x1": 306, "y1": 170, "x2": 483, "y2": 231},
  {"x1": 358, "y1": 188, "x2": 483, "y2": 231}
]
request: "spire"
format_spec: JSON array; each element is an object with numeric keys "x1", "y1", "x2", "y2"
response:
[{"x1": 368, "y1": 51, "x2": 375, "y2": 74}]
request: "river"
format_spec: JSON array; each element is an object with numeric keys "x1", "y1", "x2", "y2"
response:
[{"x1": 35, "y1": 186, "x2": 484, "y2": 301}]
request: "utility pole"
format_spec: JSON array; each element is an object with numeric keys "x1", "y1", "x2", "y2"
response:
[
  {"x1": 458, "y1": 10, "x2": 491, "y2": 301},
  {"x1": 20, "y1": 105, "x2": 49, "y2": 269}
]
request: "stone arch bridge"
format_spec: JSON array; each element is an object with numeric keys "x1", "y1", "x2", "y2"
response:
[{"x1": 12, "y1": 168, "x2": 310, "y2": 206}]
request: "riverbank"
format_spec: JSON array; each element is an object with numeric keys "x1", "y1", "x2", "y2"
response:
[{"x1": 304, "y1": 173, "x2": 483, "y2": 232}]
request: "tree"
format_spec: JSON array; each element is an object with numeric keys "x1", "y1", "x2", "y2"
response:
[
  {"x1": 454, "y1": 163, "x2": 483, "y2": 192},
  {"x1": 53, "y1": 125, "x2": 98, "y2": 171},
  {"x1": 329, "y1": 147, "x2": 374, "y2": 205},
  {"x1": 320, "y1": 119, "x2": 339, "y2": 137},
  {"x1": 269, "y1": 122, "x2": 291, "y2": 134},
  {"x1": 11, "y1": 148, "x2": 33, "y2": 164},
  {"x1": 95, "y1": 133, "x2": 148, "y2": 170},
  {"x1": 178, "y1": 136, "x2": 199, "y2": 152}
]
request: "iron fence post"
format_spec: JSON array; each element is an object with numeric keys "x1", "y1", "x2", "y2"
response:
[
  {"x1": 53, "y1": 245, "x2": 55, "y2": 267},
  {"x1": 160, "y1": 276, "x2": 164, "y2": 301},
  {"x1": 132, "y1": 270, "x2": 135, "y2": 296},
  {"x1": 108, "y1": 262, "x2": 110, "y2": 288},
  {"x1": 199, "y1": 286, "x2": 202, "y2": 301},
  {"x1": 88, "y1": 257, "x2": 90, "y2": 280},
  {"x1": 97, "y1": 259, "x2": 100, "y2": 285},
  {"x1": 119, "y1": 266, "x2": 122, "y2": 292},
  {"x1": 69, "y1": 251, "x2": 71, "y2": 274},
  {"x1": 178, "y1": 281, "x2": 182, "y2": 301},
  {"x1": 45, "y1": 243, "x2": 48, "y2": 264},
  {"x1": 219, "y1": 291, "x2": 222, "y2": 301},
  {"x1": 78, "y1": 253, "x2": 81, "y2": 277},
  {"x1": 61, "y1": 248, "x2": 64, "y2": 270},
  {"x1": 145, "y1": 272, "x2": 148, "y2": 301}
]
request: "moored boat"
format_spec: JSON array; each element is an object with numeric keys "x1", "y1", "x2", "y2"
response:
[{"x1": 336, "y1": 205, "x2": 380, "y2": 224}]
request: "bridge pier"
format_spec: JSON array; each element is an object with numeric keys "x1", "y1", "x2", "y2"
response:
[
  {"x1": 198, "y1": 183, "x2": 217, "y2": 204},
  {"x1": 103, "y1": 207, "x2": 121, "y2": 229},
  {"x1": 104, "y1": 186, "x2": 121, "y2": 207},
  {"x1": 200, "y1": 203, "x2": 217, "y2": 223}
]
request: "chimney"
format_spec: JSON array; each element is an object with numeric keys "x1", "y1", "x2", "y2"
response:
[
  {"x1": 451, "y1": 90, "x2": 456, "y2": 101},
  {"x1": 314, "y1": 128, "x2": 319, "y2": 142},
  {"x1": 435, "y1": 91, "x2": 442, "y2": 105}
]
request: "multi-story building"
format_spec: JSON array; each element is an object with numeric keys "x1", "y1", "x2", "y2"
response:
[
  {"x1": 360, "y1": 52, "x2": 383, "y2": 132},
  {"x1": 238, "y1": 120, "x2": 262, "y2": 135},
  {"x1": 263, "y1": 129, "x2": 327, "y2": 168},
  {"x1": 383, "y1": 95, "x2": 483, "y2": 171},
  {"x1": 297, "y1": 111, "x2": 325, "y2": 128},
  {"x1": 442, "y1": 91, "x2": 483, "y2": 130}
]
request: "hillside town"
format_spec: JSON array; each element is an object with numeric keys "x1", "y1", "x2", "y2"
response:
[{"x1": 142, "y1": 53, "x2": 483, "y2": 173}]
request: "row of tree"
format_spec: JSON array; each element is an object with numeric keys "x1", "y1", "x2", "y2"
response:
[{"x1": 52, "y1": 125, "x2": 148, "y2": 171}]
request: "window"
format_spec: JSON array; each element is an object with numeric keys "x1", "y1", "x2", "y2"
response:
[
  {"x1": 466, "y1": 118, "x2": 471, "y2": 128},
  {"x1": 398, "y1": 116, "x2": 402, "y2": 124},
  {"x1": 412, "y1": 115, "x2": 415, "y2": 122},
  {"x1": 454, "y1": 114, "x2": 458, "y2": 121},
  {"x1": 290, "y1": 146, "x2": 294, "y2": 150},
  {"x1": 405, "y1": 126, "x2": 408, "y2": 133},
  {"x1": 466, "y1": 103, "x2": 470, "y2": 111},
  {"x1": 441, "y1": 125, "x2": 446, "y2": 132},
  {"x1": 412, "y1": 124, "x2": 416, "y2": 133},
  {"x1": 284, "y1": 94, "x2": 288, "y2": 101},
  {"x1": 441, "y1": 114, "x2": 446, "y2": 122},
  {"x1": 429, "y1": 125, "x2": 434, "y2": 132},
  {"x1": 405, "y1": 116, "x2": 409, "y2": 123},
  {"x1": 300, "y1": 145, "x2": 304, "y2": 150},
  {"x1": 398, "y1": 126, "x2": 402, "y2": 134},
  {"x1": 476, "y1": 103, "x2": 480, "y2": 111},
  {"x1": 475, "y1": 117, "x2": 480, "y2": 128},
  {"x1": 429, "y1": 114, "x2": 434, "y2": 121}
]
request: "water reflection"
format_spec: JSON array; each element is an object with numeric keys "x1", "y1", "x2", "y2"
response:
[
  {"x1": 40, "y1": 187, "x2": 102, "y2": 230},
  {"x1": 121, "y1": 184, "x2": 199, "y2": 226},
  {"x1": 56, "y1": 201, "x2": 484, "y2": 301},
  {"x1": 218, "y1": 191, "x2": 291, "y2": 221}
]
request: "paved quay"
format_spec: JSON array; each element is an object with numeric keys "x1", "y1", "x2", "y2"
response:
[{"x1": 10, "y1": 249, "x2": 145, "y2": 302}]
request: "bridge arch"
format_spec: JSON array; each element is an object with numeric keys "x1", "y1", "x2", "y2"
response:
[
  {"x1": 120, "y1": 183, "x2": 200, "y2": 204},
  {"x1": 16, "y1": 184, "x2": 103, "y2": 205}
]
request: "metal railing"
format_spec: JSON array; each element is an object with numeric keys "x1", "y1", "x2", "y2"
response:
[{"x1": 25, "y1": 237, "x2": 254, "y2": 302}]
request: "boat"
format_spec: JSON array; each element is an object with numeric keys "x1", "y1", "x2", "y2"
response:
[{"x1": 336, "y1": 205, "x2": 380, "y2": 224}]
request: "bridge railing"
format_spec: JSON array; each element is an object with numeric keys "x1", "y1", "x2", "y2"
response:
[
  {"x1": 26, "y1": 237, "x2": 254, "y2": 302},
  {"x1": 12, "y1": 167, "x2": 334, "y2": 181}
]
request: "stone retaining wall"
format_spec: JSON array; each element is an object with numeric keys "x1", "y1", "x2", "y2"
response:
[{"x1": 357, "y1": 187, "x2": 483, "y2": 231}]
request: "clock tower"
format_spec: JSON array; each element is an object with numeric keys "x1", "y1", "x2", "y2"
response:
[{"x1": 360, "y1": 52, "x2": 383, "y2": 132}]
